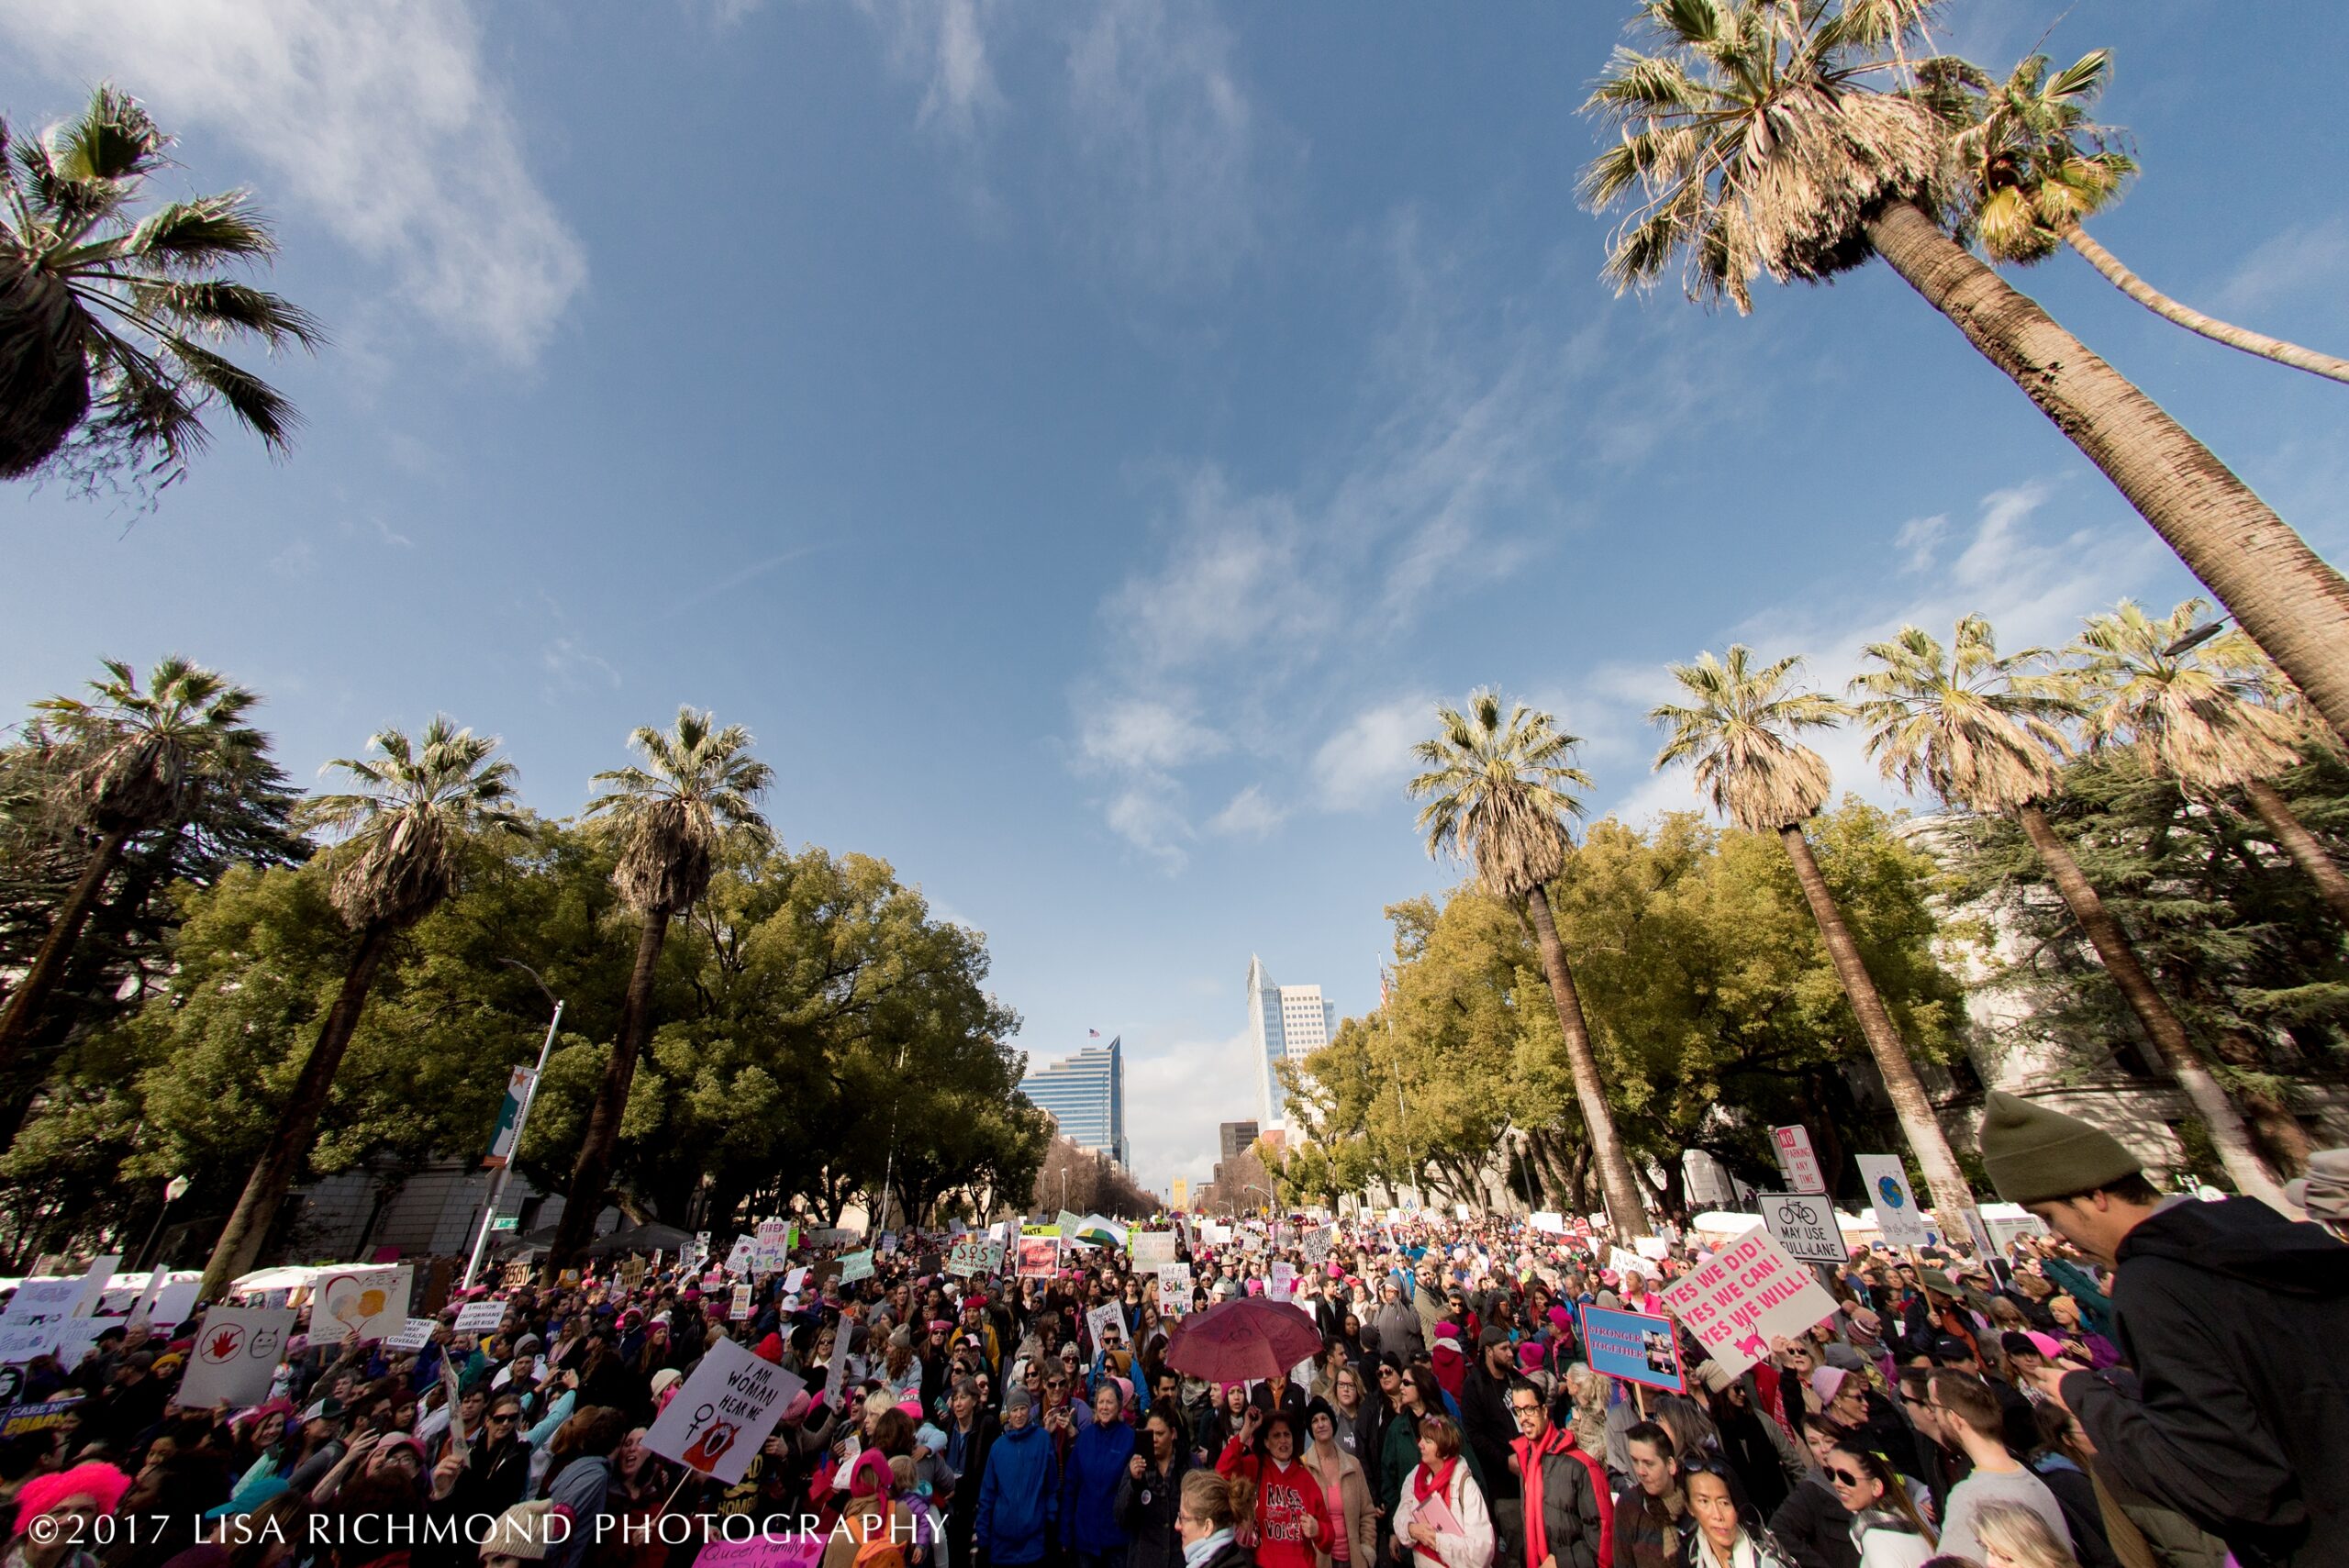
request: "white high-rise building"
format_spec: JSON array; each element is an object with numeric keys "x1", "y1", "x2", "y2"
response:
[{"x1": 1246, "y1": 955, "x2": 1337, "y2": 1131}]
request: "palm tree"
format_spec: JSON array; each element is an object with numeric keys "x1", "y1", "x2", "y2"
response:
[
  {"x1": 1408, "y1": 691, "x2": 1648, "y2": 1237},
  {"x1": 0, "y1": 657, "x2": 267, "y2": 1073},
  {"x1": 1580, "y1": 0, "x2": 2349, "y2": 747},
  {"x1": 2067, "y1": 599, "x2": 2349, "y2": 928},
  {"x1": 1649, "y1": 646, "x2": 1973, "y2": 1216},
  {"x1": 198, "y1": 719, "x2": 521, "y2": 1298},
  {"x1": 1, "y1": 84, "x2": 320, "y2": 484},
  {"x1": 1948, "y1": 51, "x2": 2349, "y2": 384},
  {"x1": 549, "y1": 708, "x2": 774, "y2": 1273},
  {"x1": 1849, "y1": 617, "x2": 2288, "y2": 1209}
]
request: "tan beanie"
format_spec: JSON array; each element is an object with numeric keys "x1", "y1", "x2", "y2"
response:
[
  {"x1": 1977, "y1": 1091, "x2": 2142, "y2": 1205},
  {"x1": 479, "y1": 1501, "x2": 561, "y2": 1562}
]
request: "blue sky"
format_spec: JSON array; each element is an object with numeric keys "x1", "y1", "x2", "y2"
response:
[{"x1": 5, "y1": 1, "x2": 2346, "y2": 1192}]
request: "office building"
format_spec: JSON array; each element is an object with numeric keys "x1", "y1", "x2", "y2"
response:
[
  {"x1": 1219, "y1": 1120, "x2": 1259, "y2": 1163},
  {"x1": 1019, "y1": 1036, "x2": 1129, "y2": 1168},
  {"x1": 1245, "y1": 956, "x2": 1336, "y2": 1130}
]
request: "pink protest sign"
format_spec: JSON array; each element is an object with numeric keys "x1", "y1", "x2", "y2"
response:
[
  {"x1": 1658, "y1": 1227, "x2": 1837, "y2": 1377},
  {"x1": 694, "y1": 1537, "x2": 824, "y2": 1568}
]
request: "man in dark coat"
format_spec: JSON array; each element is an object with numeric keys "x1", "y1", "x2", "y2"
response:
[
  {"x1": 1980, "y1": 1090, "x2": 2349, "y2": 1568},
  {"x1": 1505, "y1": 1377, "x2": 1606, "y2": 1568},
  {"x1": 1460, "y1": 1329, "x2": 1524, "y2": 1557}
]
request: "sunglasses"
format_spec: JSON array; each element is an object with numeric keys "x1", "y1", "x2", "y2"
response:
[{"x1": 1826, "y1": 1467, "x2": 1865, "y2": 1488}]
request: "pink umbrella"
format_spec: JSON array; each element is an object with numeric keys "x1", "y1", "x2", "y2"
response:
[{"x1": 1163, "y1": 1296, "x2": 1322, "y2": 1384}]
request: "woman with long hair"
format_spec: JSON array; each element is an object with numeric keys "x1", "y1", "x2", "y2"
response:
[
  {"x1": 1302, "y1": 1398, "x2": 1376, "y2": 1568},
  {"x1": 591, "y1": 1427, "x2": 672, "y2": 1568},
  {"x1": 1214, "y1": 1409, "x2": 1330, "y2": 1568},
  {"x1": 1971, "y1": 1500, "x2": 2076, "y2": 1568},
  {"x1": 1388, "y1": 1415, "x2": 1492, "y2": 1568},
  {"x1": 1202, "y1": 1385, "x2": 1254, "y2": 1468},
  {"x1": 1118, "y1": 1408, "x2": 1191, "y2": 1568},
  {"x1": 1683, "y1": 1459, "x2": 1798, "y2": 1568},
  {"x1": 1822, "y1": 1443, "x2": 1936, "y2": 1568}
]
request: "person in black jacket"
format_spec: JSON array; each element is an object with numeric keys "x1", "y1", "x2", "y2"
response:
[
  {"x1": 941, "y1": 1376, "x2": 999, "y2": 1568},
  {"x1": 1981, "y1": 1089, "x2": 2349, "y2": 1568},
  {"x1": 1460, "y1": 1329, "x2": 1524, "y2": 1560},
  {"x1": 1505, "y1": 1378, "x2": 1606, "y2": 1568},
  {"x1": 1117, "y1": 1407, "x2": 1191, "y2": 1568},
  {"x1": 1765, "y1": 1419, "x2": 1858, "y2": 1568}
]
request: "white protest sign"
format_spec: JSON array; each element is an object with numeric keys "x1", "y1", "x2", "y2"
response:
[
  {"x1": 1772, "y1": 1126, "x2": 1827, "y2": 1195},
  {"x1": 1130, "y1": 1231, "x2": 1178, "y2": 1273},
  {"x1": 726, "y1": 1236, "x2": 754, "y2": 1273},
  {"x1": 1606, "y1": 1247, "x2": 1649, "y2": 1282},
  {"x1": 1267, "y1": 1261, "x2": 1297, "y2": 1301},
  {"x1": 1984, "y1": 1208, "x2": 2048, "y2": 1254},
  {"x1": 454, "y1": 1299, "x2": 507, "y2": 1333},
  {"x1": 1659, "y1": 1228, "x2": 1838, "y2": 1376},
  {"x1": 641, "y1": 1334, "x2": 805, "y2": 1485},
  {"x1": 1634, "y1": 1237, "x2": 1671, "y2": 1262},
  {"x1": 757, "y1": 1220, "x2": 792, "y2": 1246},
  {"x1": 729, "y1": 1284, "x2": 752, "y2": 1321},
  {"x1": 179, "y1": 1305, "x2": 298, "y2": 1408},
  {"x1": 1529, "y1": 1211, "x2": 1566, "y2": 1235},
  {"x1": 1085, "y1": 1304, "x2": 1128, "y2": 1354},
  {"x1": 784, "y1": 1266, "x2": 809, "y2": 1295},
  {"x1": 384, "y1": 1318, "x2": 437, "y2": 1351},
  {"x1": 65, "y1": 1255, "x2": 120, "y2": 1320},
  {"x1": 312, "y1": 1265, "x2": 413, "y2": 1342},
  {"x1": 0, "y1": 1324, "x2": 60, "y2": 1364},
  {"x1": 945, "y1": 1236, "x2": 993, "y2": 1277},
  {"x1": 1855, "y1": 1155, "x2": 1930, "y2": 1248},
  {"x1": 1300, "y1": 1227, "x2": 1333, "y2": 1266},
  {"x1": 2, "y1": 1281, "x2": 83, "y2": 1325},
  {"x1": 1756, "y1": 1193, "x2": 1849, "y2": 1265},
  {"x1": 1156, "y1": 1263, "x2": 1192, "y2": 1317},
  {"x1": 825, "y1": 1312, "x2": 855, "y2": 1406}
]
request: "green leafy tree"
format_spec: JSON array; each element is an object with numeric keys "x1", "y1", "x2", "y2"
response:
[
  {"x1": 1851, "y1": 616, "x2": 2288, "y2": 1207},
  {"x1": 551, "y1": 708, "x2": 773, "y2": 1272},
  {"x1": 1408, "y1": 691, "x2": 1649, "y2": 1235},
  {"x1": 0, "y1": 85, "x2": 321, "y2": 486},
  {"x1": 1579, "y1": 0, "x2": 2349, "y2": 747},
  {"x1": 0, "y1": 657, "x2": 273, "y2": 1076},
  {"x1": 1945, "y1": 50, "x2": 2349, "y2": 384},
  {"x1": 1650, "y1": 646, "x2": 1972, "y2": 1218},
  {"x1": 202, "y1": 718, "x2": 522, "y2": 1296}
]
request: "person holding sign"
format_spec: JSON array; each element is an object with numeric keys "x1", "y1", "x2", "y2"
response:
[{"x1": 1389, "y1": 1414, "x2": 1493, "y2": 1568}]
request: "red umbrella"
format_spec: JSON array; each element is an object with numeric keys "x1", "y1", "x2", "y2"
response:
[{"x1": 1163, "y1": 1296, "x2": 1322, "y2": 1384}]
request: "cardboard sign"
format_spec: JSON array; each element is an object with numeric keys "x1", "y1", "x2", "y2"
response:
[
  {"x1": 1757, "y1": 1194, "x2": 1849, "y2": 1265},
  {"x1": 1086, "y1": 1304, "x2": 1128, "y2": 1354},
  {"x1": 180, "y1": 1306, "x2": 298, "y2": 1408},
  {"x1": 945, "y1": 1236, "x2": 994, "y2": 1277},
  {"x1": 1300, "y1": 1227, "x2": 1333, "y2": 1266},
  {"x1": 1659, "y1": 1229, "x2": 1838, "y2": 1377},
  {"x1": 730, "y1": 1284, "x2": 753, "y2": 1321},
  {"x1": 1606, "y1": 1247, "x2": 1649, "y2": 1282},
  {"x1": 1156, "y1": 1263, "x2": 1192, "y2": 1317},
  {"x1": 384, "y1": 1318, "x2": 437, "y2": 1351},
  {"x1": 1855, "y1": 1155, "x2": 1930, "y2": 1248},
  {"x1": 1130, "y1": 1231, "x2": 1178, "y2": 1273},
  {"x1": 1579, "y1": 1305, "x2": 1686, "y2": 1393},
  {"x1": 313, "y1": 1264, "x2": 413, "y2": 1342},
  {"x1": 1772, "y1": 1127, "x2": 1827, "y2": 1195},
  {"x1": 836, "y1": 1250, "x2": 874, "y2": 1284},
  {"x1": 642, "y1": 1335, "x2": 805, "y2": 1485},
  {"x1": 1015, "y1": 1235, "x2": 1061, "y2": 1279},
  {"x1": 454, "y1": 1299, "x2": 507, "y2": 1333}
]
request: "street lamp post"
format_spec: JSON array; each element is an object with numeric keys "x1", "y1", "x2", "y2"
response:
[
  {"x1": 1244, "y1": 1183, "x2": 1273, "y2": 1217},
  {"x1": 134, "y1": 1175, "x2": 191, "y2": 1271},
  {"x1": 463, "y1": 962, "x2": 563, "y2": 1289}
]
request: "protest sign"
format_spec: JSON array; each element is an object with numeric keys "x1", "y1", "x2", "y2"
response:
[
  {"x1": 1056, "y1": 1210, "x2": 1085, "y2": 1243},
  {"x1": 1300, "y1": 1227, "x2": 1333, "y2": 1266},
  {"x1": 1772, "y1": 1126, "x2": 1827, "y2": 1195},
  {"x1": 1086, "y1": 1304, "x2": 1128, "y2": 1355},
  {"x1": 1756, "y1": 1193, "x2": 1848, "y2": 1265},
  {"x1": 1156, "y1": 1263, "x2": 1192, "y2": 1317},
  {"x1": 836, "y1": 1250, "x2": 874, "y2": 1284},
  {"x1": 1130, "y1": 1231, "x2": 1178, "y2": 1273},
  {"x1": 1633, "y1": 1237, "x2": 1670, "y2": 1262},
  {"x1": 1854, "y1": 1155, "x2": 1929, "y2": 1248},
  {"x1": 1984, "y1": 1208, "x2": 2048, "y2": 1253},
  {"x1": 825, "y1": 1314, "x2": 854, "y2": 1407},
  {"x1": 453, "y1": 1299, "x2": 507, "y2": 1333},
  {"x1": 757, "y1": 1219, "x2": 792, "y2": 1247},
  {"x1": 727, "y1": 1236, "x2": 754, "y2": 1273},
  {"x1": 729, "y1": 1284, "x2": 752, "y2": 1321},
  {"x1": 946, "y1": 1235, "x2": 995, "y2": 1276},
  {"x1": 314, "y1": 1265, "x2": 412, "y2": 1342},
  {"x1": 1958, "y1": 1206, "x2": 1998, "y2": 1261},
  {"x1": 1529, "y1": 1211, "x2": 1566, "y2": 1235},
  {"x1": 784, "y1": 1267, "x2": 808, "y2": 1295},
  {"x1": 1579, "y1": 1305, "x2": 1686, "y2": 1392},
  {"x1": 1016, "y1": 1235, "x2": 1061, "y2": 1280},
  {"x1": 0, "y1": 1398, "x2": 80, "y2": 1439},
  {"x1": 1606, "y1": 1247, "x2": 1649, "y2": 1282},
  {"x1": 0, "y1": 1326, "x2": 59, "y2": 1365},
  {"x1": 179, "y1": 1305, "x2": 297, "y2": 1408},
  {"x1": 643, "y1": 1335, "x2": 805, "y2": 1485},
  {"x1": 384, "y1": 1318, "x2": 436, "y2": 1351},
  {"x1": 692, "y1": 1536, "x2": 826, "y2": 1568},
  {"x1": 1, "y1": 1282, "x2": 80, "y2": 1325},
  {"x1": 1267, "y1": 1261, "x2": 1297, "y2": 1301},
  {"x1": 1659, "y1": 1229, "x2": 1837, "y2": 1376}
]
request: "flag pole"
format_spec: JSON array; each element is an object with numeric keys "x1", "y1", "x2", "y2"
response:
[{"x1": 463, "y1": 998, "x2": 562, "y2": 1288}]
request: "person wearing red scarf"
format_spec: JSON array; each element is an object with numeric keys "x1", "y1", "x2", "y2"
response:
[
  {"x1": 1507, "y1": 1381, "x2": 1608, "y2": 1568},
  {"x1": 1392, "y1": 1415, "x2": 1495, "y2": 1568}
]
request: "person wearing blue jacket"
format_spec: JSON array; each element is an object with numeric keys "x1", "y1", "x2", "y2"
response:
[
  {"x1": 978, "y1": 1385, "x2": 1060, "y2": 1567},
  {"x1": 1063, "y1": 1382, "x2": 1136, "y2": 1568}
]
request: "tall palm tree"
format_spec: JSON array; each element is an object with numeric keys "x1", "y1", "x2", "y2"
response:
[
  {"x1": 0, "y1": 657, "x2": 266, "y2": 1073},
  {"x1": 1, "y1": 84, "x2": 320, "y2": 483},
  {"x1": 1649, "y1": 646, "x2": 1972, "y2": 1216},
  {"x1": 549, "y1": 708, "x2": 773, "y2": 1273},
  {"x1": 2067, "y1": 599, "x2": 2349, "y2": 928},
  {"x1": 1947, "y1": 51, "x2": 2349, "y2": 385},
  {"x1": 199, "y1": 719, "x2": 521, "y2": 1298},
  {"x1": 1408, "y1": 691, "x2": 1649, "y2": 1237},
  {"x1": 1580, "y1": 0, "x2": 2349, "y2": 747},
  {"x1": 1849, "y1": 617, "x2": 2288, "y2": 1209}
]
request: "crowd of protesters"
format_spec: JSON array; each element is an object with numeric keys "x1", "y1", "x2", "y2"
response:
[{"x1": 0, "y1": 1097, "x2": 2337, "y2": 1568}]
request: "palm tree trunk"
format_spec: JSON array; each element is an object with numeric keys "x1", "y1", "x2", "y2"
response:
[
  {"x1": 549, "y1": 905, "x2": 670, "y2": 1273},
  {"x1": 2012, "y1": 803, "x2": 2289, "y2": 1209},
  {"x1": 1522, "y1": 884, "x2": 1650, "y2": 1238},
  {"x1": 2241, "y1": 777, "x2": 2349, "y2": 929},
  {"x1": 1865, "y1": 201, "x2": 2349, "y2": 748},
  {"x1": 198, "y1": 924, "x2": 395, "y2": 1300},
  {"x1": 0, "y1": 825, "x2": 129, "y2": 1073},
  {"x1": 2063, "y1": 226, "x2": 2349, "y2": 385},
  {"x1": 1778, "y1": 825, "x2": 1975, "y2": 1221}
]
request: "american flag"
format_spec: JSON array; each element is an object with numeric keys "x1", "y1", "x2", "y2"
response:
[{"x1": 1087, "y1": 1029, "x2": 1100, "y2": 1038}]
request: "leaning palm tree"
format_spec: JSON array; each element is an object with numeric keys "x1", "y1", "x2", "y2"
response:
[
  {"x1": 1, "y1": 84, "x2": 320, "y2": 484},
  {"x1": 1946, "y1": 50, "x2": 2349, "y2": 385},
  {"x1": 1580, "y1": 0, "x2": 2349, "y2": 746},
  {"x1": 549, "y1": 708, "x2": 774, "y2": 1273},
  {"x1": 0, "y1": 657, "x2": 267, "y2": 1073},
  {"x1": 2067, "y1": 599, "x2": 2349, "y2": 929},
  {"x1": 1649, "y1": 646, "x2": 1973, "y2": 1216},
  {"x1": 1850, "y1": 617, "x2": 2288, "y2": 1209},
  {"x1": 198, "y1": 718, "x2": 521, "y2": 1298},
  {"x1": 1408, "y1": 691, "x2": 1648, "y2": 1237}
]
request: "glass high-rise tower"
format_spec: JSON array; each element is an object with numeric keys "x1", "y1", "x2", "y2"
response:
[
  {"x1": 1246, "y1": 956, "x2": 1335, "y2": 1130},
  {"x1": 1019, "y1": 1036, "x2": 1129, "y2": 1168}
]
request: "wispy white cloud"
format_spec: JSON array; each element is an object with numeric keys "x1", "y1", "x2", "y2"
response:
[
  {"x1": 1313, "y1": 695, "x2": 1432, "y2": 813},
  {"x1": 1207, "y1": 784, "x2": 1286, "y2": 840},
  {"x1": 2213, "y1": 218, "x2": 2349, "y2": 316},
  {"x1": 541, "y1": 636, "x2": 620, "y2": 695},
  {"x1": 845, "y1": 0, "x2": 1004, "y2": 139},
  {"x1": 2, "y1": 0, "x2": 587, "y2": 363},
  {"x1": 1123, "y1": 1025, "x2": 1262, "y2": 1188}
]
